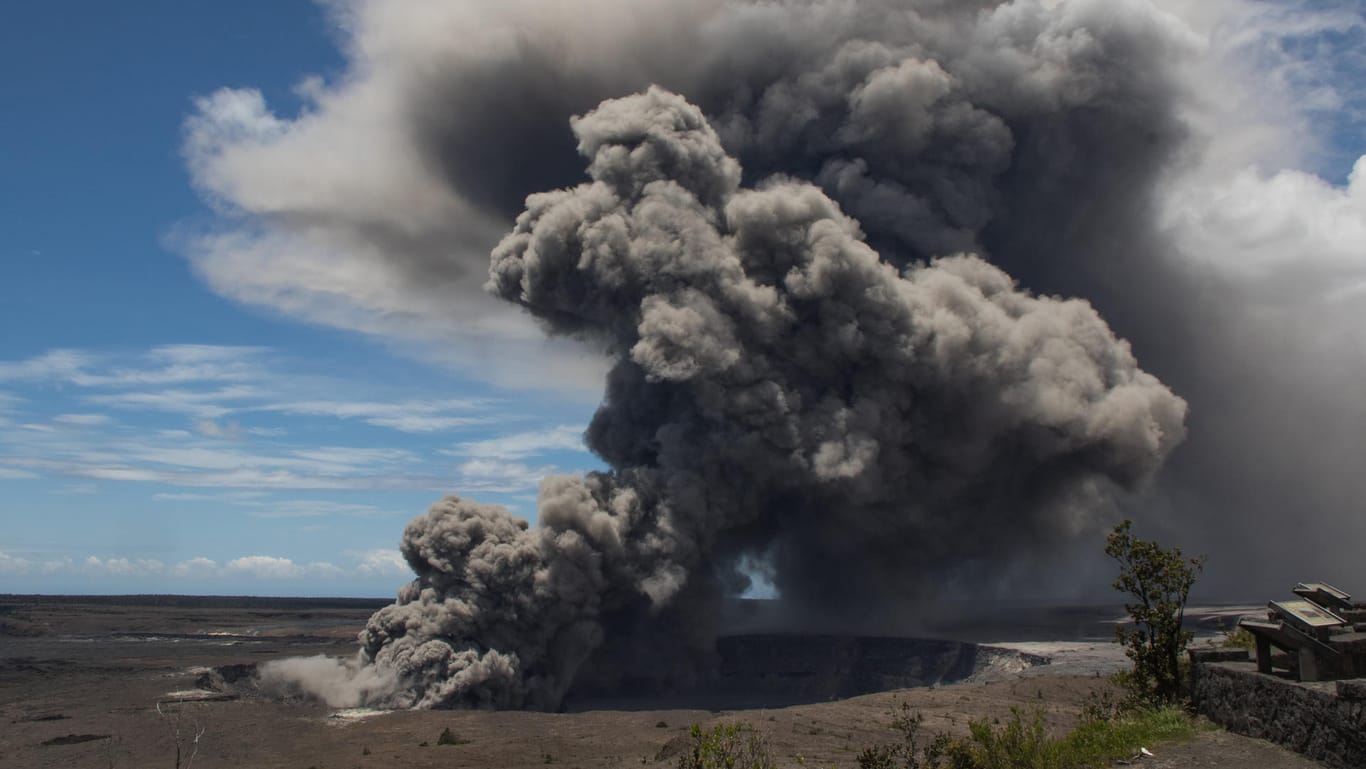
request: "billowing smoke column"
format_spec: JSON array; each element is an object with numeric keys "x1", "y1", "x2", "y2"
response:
[{"x1": 358, "y1": 87, "x2": 1185, "y2": 709}]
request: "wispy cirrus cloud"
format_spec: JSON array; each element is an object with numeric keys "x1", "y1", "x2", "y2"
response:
[
  {"x1": 0, "y1": 344, "x2": 503, "y2": 435},
  {"x1": 243, "y1": 499, "x2": 405, "y2": 519},
  {"x1": 52, "y1": 413, "x2": 113, "y2": 426},
  {"x1": 451, "y1": 458, "x2": 561, "y2": 494},
  {"x1": 85, "y1": 385, "x2": 265, "y2": 419},
  {"x1": 1, "y1": 423, "x2": 441, "y2": 491},
  {"x1": 2, "y1": 548, "x2": 403, "y2": 583},
  {"x1": 438, "y1": 424, "x2": 595, "y2": 495},
  {"x1": 449, "y1": 424, "x2": 587, "y2": 461},
  {"x1": 0, "y1": 345, "x2": 595, "y2": 518},
  {"x1": 0, "y1": 345, "x2": 269, "y2": 387},
  {"x1": 255, "y1": 398, "x2": 492, "y2": 432},
  {"x1": 7, "y1": 458, "x2": 443, "y2": 492}
]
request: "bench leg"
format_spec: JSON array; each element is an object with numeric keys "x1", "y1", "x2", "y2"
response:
[
  {"x1": 1299, "y1": 647, "x2": 1319, "y2": 682},
  {"x1": 1256, "y1": 636, "x2": 1272, "y2": 674}
]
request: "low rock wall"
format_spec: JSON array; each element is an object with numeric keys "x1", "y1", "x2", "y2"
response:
[{"x1": 1191, "y1": 649, "x2": 1366, "y2": 768}]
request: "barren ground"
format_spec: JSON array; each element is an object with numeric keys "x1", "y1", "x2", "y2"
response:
[{"x1": 0, "y1": 596, "x2": 1321, "y2": 769}]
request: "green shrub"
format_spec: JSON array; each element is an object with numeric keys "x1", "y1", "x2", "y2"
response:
[
  {"x1": 856, "y1": 701, "x2": 939, "y2": 769},
  {"x1": 1221, "y1": 626, "x2": 1255, "y2": 650},
  {"x1": 938, "y1": 708, "x2": 1056, "y2": 769},
  {"x1": 677, "y1": 722, "x2": 775, "y2": 769}
]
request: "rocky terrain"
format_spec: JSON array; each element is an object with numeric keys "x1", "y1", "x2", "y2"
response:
[{"x1": 0, "y1": 595, "x2": 1321, "y2": 769}]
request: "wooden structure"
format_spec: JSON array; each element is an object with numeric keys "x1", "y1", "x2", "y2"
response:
[{"x1": 1239, "y1": 582, "x2": 1366, "y2": 681}]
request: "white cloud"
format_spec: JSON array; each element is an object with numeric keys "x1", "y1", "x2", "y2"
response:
[
  {"x1": 454, "y1": 458, "x2": 559, "y2": 494},
  {"x1": 451, "y1": 424, "x2": 588, "y2": 461},
  {"x1": 225, "y1": 555, "x2": 307, "y2": 579},
  {"x1": 195, "y1": 419, "x2": 243, "y2": 439},
  {"x1": 2, "y1": 549, "x2": 388, "y2": 583},
  {"x1": 257, "y1": 398, "x2": 492, "y2": 432},
  {"x1": 12, "y1": 454, "x2": 445, "y2": 491},
  {"x1": 246, "y1": 499, "x2": 398, "y2": 519},
  {"x1": 170, "y1": 556, "x2": 220, "y2": 578},
  {"x1": 0, "y1": 550, "x2": 70, "y2": 575},
  {"x1": 151, "y1": 491, "x2": 402, "y2": 519},
  {"x1": 153, "y1": 490, "x2": 269, "y2": 503},
  {"x1": 286, "y1": 446, "x2": 418, "y2": 467},
  {"x1": 0, "y1": 349, "x2": 93, "y2": 384},
  {"x1": 175, "y1": 13, "x2": 610, "y2": 393},
  {"x1": 0, "y1": 467, "x2": 37, "y2": 479},
  {"x1": 1161, "y1": 155, "x2": 1366, "y2": 291},
  {"x1": 52, "y1": 413, "x2": 112, "y2": 426},
  {"x1": 1153, "y1": 0, "x2": 1366, "y2": 175},
  {"x1": 352, "y1": 548, "x2": 410, "y2": 577},
  {"x1": 85, "y1": 386, "x2": 263, "y2": 419},
  {"x1": 84, "y1": 556, "x2": 166, "y2": 577},
  {"x1": 0, "y1": 345, "x2": 268, "y2": 388},
  {"x1": 225, "y1": 555, "x2": 341, "y2": 579},
  {"x1": 183, "y1": 89, "x2": 288, "y2": 192}
]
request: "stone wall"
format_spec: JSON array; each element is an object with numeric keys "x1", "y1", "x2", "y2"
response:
[{"x1": 1191, "y1": 650, "x2": 1366, "y2": 769}]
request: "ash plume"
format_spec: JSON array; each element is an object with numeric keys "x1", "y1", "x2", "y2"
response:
[
  {"x1": 183, "y1": 0, "x2": 1366, "y2": 710},
  {"x1": 357, "y1": 87, "x2": 1184, "y2": 709}
]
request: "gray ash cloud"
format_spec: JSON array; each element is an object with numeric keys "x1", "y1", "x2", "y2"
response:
[
  {"x1": 196, "y1": 0, "x2": 1366, "y2": 712},
  {"x1": 358, "y1": 84, "x2": 1184, "y2": 709}
]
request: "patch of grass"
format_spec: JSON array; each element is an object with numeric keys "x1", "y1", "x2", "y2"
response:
[
  {"x1": 936, "y1": 705, "x2": 1197, "y2": 769},
  {"x1": 437, "y1": 726, "x2": 470, "y2": 746},
  {"x1": 1221, "y1": 626, "x2": 1256, "y2": 650},
  {"x1": 1057, "y1": 706, "x2": 1195, "y2": 766},
  {"x1": 853, "y1": 697, "x2": 1198, "y2": 769},
  {"x1": 657, "y1": 720, "x2": 669, "y2": 728}
]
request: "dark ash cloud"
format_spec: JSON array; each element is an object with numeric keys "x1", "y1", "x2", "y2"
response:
[
  {"x1": 186, "y1": 0, "x2": 1366, "y2": 710},
  {"x1": 359, "y1": 86, "x2": 1184, "y2": 709}
]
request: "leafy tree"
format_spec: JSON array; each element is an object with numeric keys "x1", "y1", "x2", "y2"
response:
[{"x1": 1105, "y1": 519, "x2": 1205, "y2": 705}]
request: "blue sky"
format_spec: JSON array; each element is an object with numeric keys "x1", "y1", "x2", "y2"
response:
[
  {"x1": 2, "y1": 1, "x2": 1362, "y2": 598},
  {"x1": 0, "y1": 2, "x2": 601, "y2": 596}
]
